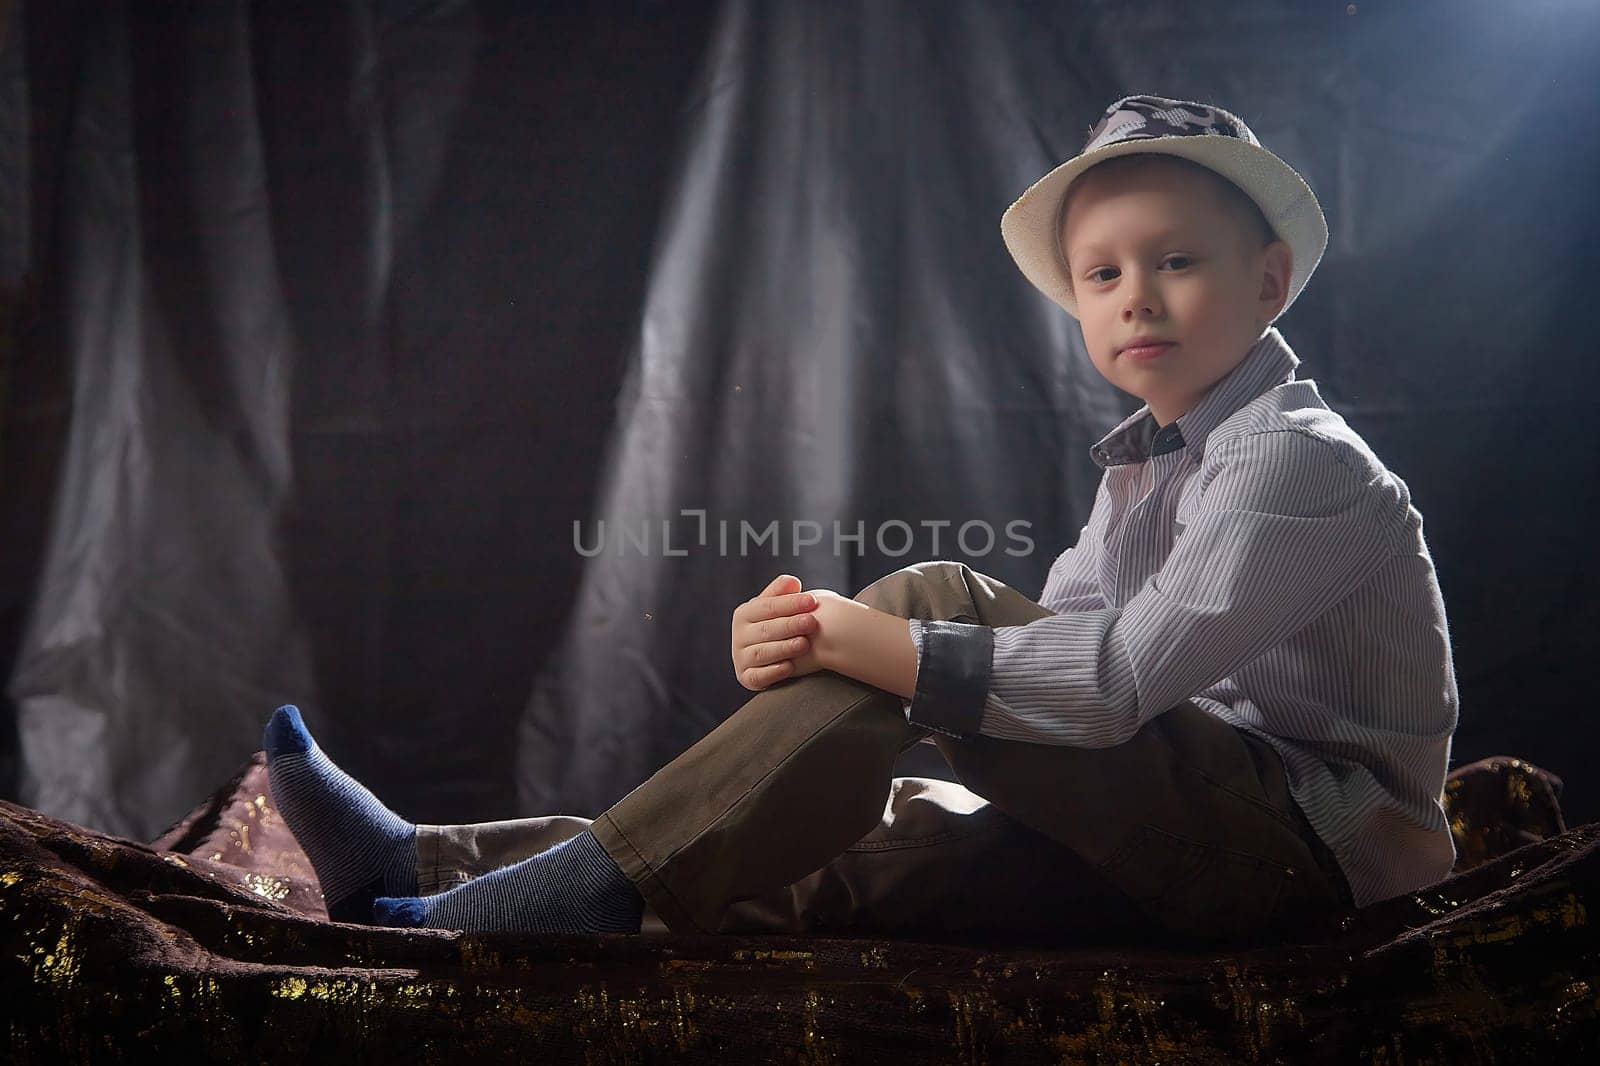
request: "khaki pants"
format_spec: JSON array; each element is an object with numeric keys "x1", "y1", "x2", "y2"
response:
[{"x1": 417, "y1": 562, "x2": 1353, "y2": 945}]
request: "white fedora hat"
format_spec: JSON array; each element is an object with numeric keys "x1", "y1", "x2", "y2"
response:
[{"x1": 1000, "y1": 94, "x2": 1329, "y2": 321}]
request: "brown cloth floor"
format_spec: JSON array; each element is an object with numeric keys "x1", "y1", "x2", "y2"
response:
[{"x1": 2, "y1": 753, "x2": 1595, "y2": 1062}]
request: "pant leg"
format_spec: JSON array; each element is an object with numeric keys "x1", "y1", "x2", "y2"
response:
[
  {"x1": 415, "y1": 817, "x2": 591, "y2": 894},
  {"x1": 415, "y1": 780, "x2": 1147, "y2": 943},
  {"x1": 582, "y1": 560, "x2": 1048, "y2": 934},
  {"x1": 416, "y1": 816, "x2": 670, "y2": 934},
  {"x1": 581, "y1": 560, "x2": 1100, "y2": 934}
]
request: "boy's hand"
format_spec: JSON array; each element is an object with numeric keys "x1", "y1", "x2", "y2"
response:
[
  {"x1": 731, "y1": 574, "x2": 820, "y2": 691},
  {"x1": 798, "y1": 590, "x2": 918, "y2": 699}
]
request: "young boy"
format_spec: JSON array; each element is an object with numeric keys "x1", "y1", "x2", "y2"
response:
[{"x1": 265, "y1": 94, "x2": 1458, "y2": 944}]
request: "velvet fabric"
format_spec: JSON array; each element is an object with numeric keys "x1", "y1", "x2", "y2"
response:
[{"x1": 1, "y1": 755, "x2": 1593, "y2": 1060}]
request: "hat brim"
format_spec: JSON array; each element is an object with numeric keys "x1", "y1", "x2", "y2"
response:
[{"x1": 999, "y1": 135, "x2": 1329, "y2": 321}]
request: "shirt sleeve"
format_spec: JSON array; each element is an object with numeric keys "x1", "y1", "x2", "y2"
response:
[
  {"x1": 905, "y1": 431, "x2": 1408, "y2": 745},
  {"x1": 904, "y1": 616, "x2": 992, "y2": 735},
  {"x1": 904, "y1": 475, "x2": 1111, "y2": 733}
]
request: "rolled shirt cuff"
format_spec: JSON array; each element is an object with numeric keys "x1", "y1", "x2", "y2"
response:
[{"x1": 904, "y1": 618, "x2": 995, "y2": 738}]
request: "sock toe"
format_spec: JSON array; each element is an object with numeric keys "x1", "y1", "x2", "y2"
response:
[
  {"x1": 264, "y1": 704, "x2": 314, "y2": 757},
  {"x1": 372, "y1": 896, "x2": 430, "y2": 928}
]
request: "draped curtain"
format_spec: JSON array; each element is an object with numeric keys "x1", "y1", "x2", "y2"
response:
[{"x1": 3, "y1": 0, "x2": 1598, "y2": 837}]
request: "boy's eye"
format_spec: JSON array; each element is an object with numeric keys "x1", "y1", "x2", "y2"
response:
[
  {"x1": 1162, "y1": 255, "x2": 1193, "y2": 270},
  {"x1": 1086, "y1": 267, "x2": 1118, "y2": 283}
]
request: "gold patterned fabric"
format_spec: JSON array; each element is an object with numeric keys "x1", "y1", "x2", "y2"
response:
[
  {"x1": 1444, "y1": 756, "x2": 1567, "y2": 873},
  {"x1": 2, "y1": 755, "x2": 1596, "y2": 1059}
]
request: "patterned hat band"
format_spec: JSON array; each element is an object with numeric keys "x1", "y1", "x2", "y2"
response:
[{"x1": 1083, "y1": 95, "x2": 1261, "y2": 153}]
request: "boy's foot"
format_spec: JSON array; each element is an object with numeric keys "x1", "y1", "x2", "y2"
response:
[
  {"x1": 371, "y1": 829, "x2": 643, "y2": 935},
  {"x1": 263, "y1": 704, "x2": 418, "y2": 923}
]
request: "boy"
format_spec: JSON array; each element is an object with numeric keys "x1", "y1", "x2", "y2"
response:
[{"x1": 265, "y1": 94, "x2": 1458, "y2": 944}]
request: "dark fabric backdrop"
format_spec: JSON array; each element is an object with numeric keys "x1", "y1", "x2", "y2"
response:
[{"x1": 3, "y1": 0, "x2": 1598, "y2": 839}]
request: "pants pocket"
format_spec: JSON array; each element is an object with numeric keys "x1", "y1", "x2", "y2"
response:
[{"x1": 1095, "y1": 823, "x2": 1292, "y2": 944}]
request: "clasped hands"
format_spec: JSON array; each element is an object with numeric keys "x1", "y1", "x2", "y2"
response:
[{"x1": 729, "y1": 574, "x2": 919, "y2": 700}]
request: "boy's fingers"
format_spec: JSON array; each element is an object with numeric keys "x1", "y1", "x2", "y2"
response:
[
  {"x1": 743, "y1": 591, "x2": 817, "y2": 623},
  {"x1": 761, "y1": 574, "x2": 801, "y2": 597},
  {"x1": 735, "y1": 580, "x2": 801, "y2": 625},
  {"x1": 753, "y1": 614, "x2": 814, "y2": 644},
  {"x1": 745, "y1": 636, "x2": 809, "y2": 667},
  {"x1": 741, "y1": 660, "x2": 793, "y2": 691}
]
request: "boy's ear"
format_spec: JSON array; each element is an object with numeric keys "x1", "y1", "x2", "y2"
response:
[{"x1": 1258, "y1": 240, "x2": 1293, "y2": 324}]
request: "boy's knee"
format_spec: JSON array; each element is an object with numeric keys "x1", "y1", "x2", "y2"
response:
[{"x1": 854, "y1": 560, "x2": 973, "y2": 617}]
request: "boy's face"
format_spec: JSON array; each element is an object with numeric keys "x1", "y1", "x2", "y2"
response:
[{"x1": 1059, "y1": 158, "x2": 1292, "y2": 427}]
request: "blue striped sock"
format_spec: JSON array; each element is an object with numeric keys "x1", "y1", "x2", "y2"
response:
[
  {"x1": 372, "y1": 830, "x2": 643, "y2": 935},
  {"x1": 263, "y1": 704, "x2": 417, "y2": 923}
]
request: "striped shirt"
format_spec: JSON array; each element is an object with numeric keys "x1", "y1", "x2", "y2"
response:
[{"x1": 904, "y1": 326, "x2": 1459, "y2": 907}]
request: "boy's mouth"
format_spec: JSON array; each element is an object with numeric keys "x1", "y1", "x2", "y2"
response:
[{"x1": 1120, "y1": 339, "x2": 1175, "y2": 361}]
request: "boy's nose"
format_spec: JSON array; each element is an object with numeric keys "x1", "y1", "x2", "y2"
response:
[
  {"x1": 1121, "y1": 274, "x2": 1162, "y2": 319},
  {"x1": 1121, "y1": 295, "x2": 1163, "y2": 320}
]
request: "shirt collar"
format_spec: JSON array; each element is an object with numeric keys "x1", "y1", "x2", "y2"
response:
[{"x1": 1088, "y1": 326, "x2": 1301, "y2": 469}]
